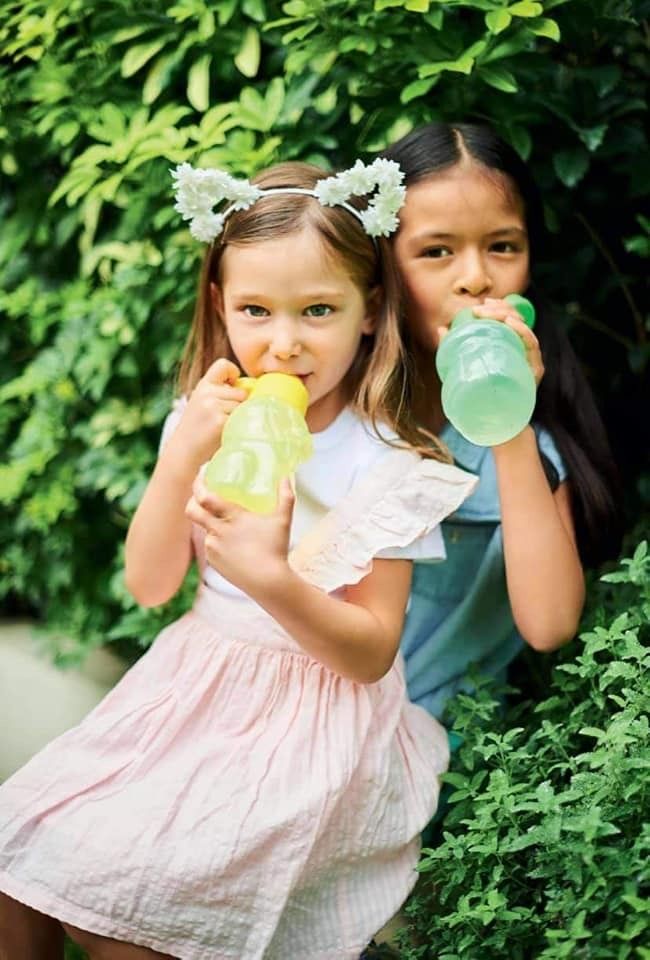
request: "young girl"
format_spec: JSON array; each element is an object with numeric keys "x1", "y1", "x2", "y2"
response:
[
  {"x1": 380, "y1": 121, "x2": 623, "y2": 722},
  {"x1": 0, "y1": 159, "x2": 477, "y2": 959}
]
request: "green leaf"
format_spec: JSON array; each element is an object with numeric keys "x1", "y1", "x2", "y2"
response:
[
  {"x1": 216, "y1": 0, "x2": 238, "y2": 25},
  {"x1": 235, "y1": 26, "x2": 261, "y2": 78},
  {"x1": 480, "y1": 65, "x2": 518, "y2": 93},
  {"x1": 553, "y1": 147, "x2": 590, "y2": 187},
  {"x1": 589, "y1": 65, "x2": 622, "y2": 97},
  {"x1": 579, "y1": 726, "x2": 605, "y2": 739},
  {"x1": 94, "y1": 103, "x2": 127, "y2": 142},
  {"x1": 483, "y1": 36, "x2": 529, "y2": 62},
  {"x1": 419, "y1": 44, "x2": 484, "y2": 78},
  {"x1": 54, "y1": 120, "x2": 80, "y2": 147},
  {"x1": 485, "y1": 9, "x2": 512, "y2": 33},
  {"x1": 235, "y1": 86, "x2": 276, "y2": 131},
  {"x1": 425, "y1": 8, "x2": 443, "y2": 28},
  {"x1": 242, "y1": 0, "x2": 267, "y2": 21},
  {"x1": 142, "y1": 52, "x2": 177, "y2": 106},
  {"x1": 111, "y1": 25, "x2": 156, "y2": 44},
  {"x1": 507, "y1": 0, "x2": 543, "y2": 16},
  {"x1": 187, "y1": 55, "x2": 211, "y2": 113},
  {"x1": 507, "y1": 125, "x2": 532, "y2": 159},
  {"x1": 405, "y1": 0, "x2": 431, "y2": 11},
  {"x1": 527, "y1": 17, "x2": 561, "y2": 40},
  {"x1": 576, "y1": 124, "x2": 607, "y2": 152},
  {"x1": 283, "y1": 0, "x2": 309, "y2": 14},
  {"x1": 264, "y1": 77, "x2": 285, "y2": 126},
  {"x1": 198, "y1": 8, "x2": 216, "y2": 39},
  {"x1": 121, "y1": 40, "x2": 166, "y2": 78},
  {"x1": 400, "y1": 76, "x2": 438, "y2": 103}
]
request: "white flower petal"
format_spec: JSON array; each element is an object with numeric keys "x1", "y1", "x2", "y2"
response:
[{"x1": 190, "y1": 212, "x2": 224, "y2": 243}]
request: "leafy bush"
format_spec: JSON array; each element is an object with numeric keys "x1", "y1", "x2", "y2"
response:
[
  {"x1": 0, "y1": 0, "x2": 647, "y2": 659},
  {"x1": 398, "y1": 540, "x2": 650, "y2": 959}
]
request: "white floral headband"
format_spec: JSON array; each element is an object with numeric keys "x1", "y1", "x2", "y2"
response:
[{"x1": 171, "y1": 158, "x2": 406, "y2": 243}]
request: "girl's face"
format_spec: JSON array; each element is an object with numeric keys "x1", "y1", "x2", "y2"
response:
[
  {"x1": 392, "y1": 166, "x2": 530, "y2": 353},
  {"x1": 213, "y1": 226, "x2": 376, "y2": 432}
]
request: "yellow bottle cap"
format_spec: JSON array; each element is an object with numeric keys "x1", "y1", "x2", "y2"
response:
[{"x1": 235, "y1": 372, "x2": 309, "y2": 416}]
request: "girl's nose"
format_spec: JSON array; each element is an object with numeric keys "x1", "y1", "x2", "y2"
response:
[
  {"x1": 269, "y1": 321, "x2": 302, "y2": 360},
  {"x1": 453, "y1": 253, "x2": 492, "y2": 297}
]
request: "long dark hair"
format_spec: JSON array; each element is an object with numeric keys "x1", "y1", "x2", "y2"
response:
[{"x1": 382, "y1": 122, "x2": 623, "y2": 567}]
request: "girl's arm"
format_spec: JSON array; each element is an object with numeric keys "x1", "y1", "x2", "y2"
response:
[
  {"x1": 493, "y1": 425, "x2": 585, "y2": 652},
  {"x1": 124, "y1": 439, "x2": 198, "y2": 607},
  {"x1": 471, "y1": 298, "x2": 585, "y2": 652},
  {"x1": 125, "y1": 359, "x2": 248, "y2": 607},
  {"x1": 186, "y1": 479, "x2": 412, "y2": 683},
  {"x1": 257, "y1": 557, "x2": 412, "y2": 683}
]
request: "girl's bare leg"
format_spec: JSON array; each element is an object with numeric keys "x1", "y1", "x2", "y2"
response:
[
  {"x1": 0, "y1": 892, "x2": 64, "y2": 960},
  {"x1": 62, "y1": 922, "x2": 177, "y2": 960}
]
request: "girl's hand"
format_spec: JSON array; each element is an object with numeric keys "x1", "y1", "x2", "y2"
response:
[
  {"x1": 472, "y1": 297, "x2": 544, "y2": 385},
  {"x1": 185, "y1": 476, "x2": 295, "y2": 598},
  {"x1": 171, "y1": 359, "x2": 250, "y2": 470}
]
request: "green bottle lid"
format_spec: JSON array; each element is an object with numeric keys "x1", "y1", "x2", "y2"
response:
[{"x1": 505, "y1": 293, "x2": 536, "y2": 330}]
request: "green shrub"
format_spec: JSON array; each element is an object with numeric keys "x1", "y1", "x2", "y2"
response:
[{"x1": 398, "y1": 540, "x2": 650, "y2": 959}]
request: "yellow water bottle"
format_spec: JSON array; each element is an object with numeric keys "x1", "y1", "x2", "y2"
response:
[{"x1": 204, "y1": 373, "x2": 313, "y2": 513}]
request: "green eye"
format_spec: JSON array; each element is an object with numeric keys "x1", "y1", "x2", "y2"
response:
[
  {"x1": 243, "y1": 304, "x2": 268, "y2": 317},
  {"x1": 305, "y1": 304, "x2": 332, "y2": 317}
]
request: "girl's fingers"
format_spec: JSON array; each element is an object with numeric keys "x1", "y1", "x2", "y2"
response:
[
  {"x1": 185, "y1": 495, "x2": 216, "y2": 530},
  {"x1": 207, "y1": 393, "x2": 247, "y2": 414},
  {"x1": 472, "y1": 299, "x2": 544, "y2": 384},
  {"x1": 203, "y1": 357, "x2": 242, "y2": 386},
  {"x1": 187, "y1": 479, "x2": 238, "y2": 527},
  {"x1": 192, "y1": 478, "x2": 232, "y2": 515},
  {"x1": 472, "y1": 301, "x2": 536, "y2": 345},
  {"x1": 276, "y1": 477, "x2": 296, "y2": 519}
]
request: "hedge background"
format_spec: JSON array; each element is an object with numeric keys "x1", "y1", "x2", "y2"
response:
[{"x1": 0, "y1": 0, "x2": 648, "y2": 661}]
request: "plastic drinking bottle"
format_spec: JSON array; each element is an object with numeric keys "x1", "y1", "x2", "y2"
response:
[
  {"x1": 204, "y1": 372, "x2": 313, "y2": 513},
  {"x1": 435, "y1": 293, "x2": 537, "y2": 447}
]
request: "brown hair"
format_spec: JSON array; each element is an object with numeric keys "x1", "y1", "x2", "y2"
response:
[{"x1": 177, "y1": 160, "x2": 449, "y2": 461}]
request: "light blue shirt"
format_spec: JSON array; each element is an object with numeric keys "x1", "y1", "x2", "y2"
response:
[{"x1": 401, "y1": 423, "x2": 567, "y2": 721}]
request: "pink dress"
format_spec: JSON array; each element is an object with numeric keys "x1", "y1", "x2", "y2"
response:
[{"x1": 0, "y1": 439, "x2": 476, "y2": 959}]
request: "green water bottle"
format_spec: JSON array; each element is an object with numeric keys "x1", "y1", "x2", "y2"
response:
[
  {"x1": 435, "y1": 294, "x2": 537, "y2": 447},
  {"x1": 204, "y1": 372, "x2": 313, "y2": 513}
]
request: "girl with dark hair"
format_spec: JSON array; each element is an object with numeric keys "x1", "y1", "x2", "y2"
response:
[{"x1": 381, "y1": 121, "x2": 623, "y2": 722}]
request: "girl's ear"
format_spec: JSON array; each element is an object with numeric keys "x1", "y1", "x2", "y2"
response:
[
  {"x1": 362, "y1": 285, "x2": 383, "y2": 335},
  {"x1": 210, "y1": 282, "x2": 223, "y2": 318}
]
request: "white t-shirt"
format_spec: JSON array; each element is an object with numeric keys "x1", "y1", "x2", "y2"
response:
[{"x1": 160, "y1": 402, "x2": 446, "y2": 599}]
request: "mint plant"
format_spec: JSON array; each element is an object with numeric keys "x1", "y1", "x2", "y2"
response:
[{"x1": 399, "y1": 541, "x2": 649, "y2": 958}]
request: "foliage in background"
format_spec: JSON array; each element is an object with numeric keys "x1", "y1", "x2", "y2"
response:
[
  {"x1": 397, "y1": 540, "x2": 649, "y2": 958},
  {"x1": 64, "y1": 937, "x2": 87, "y2": 960},
  {"x1": 0, "y1": 0, "x2": 648, "y2": 660}
]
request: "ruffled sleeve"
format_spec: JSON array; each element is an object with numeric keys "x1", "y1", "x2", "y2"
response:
[{"x1": 289, "y1": 449, "x2": 478, "y2": 593}]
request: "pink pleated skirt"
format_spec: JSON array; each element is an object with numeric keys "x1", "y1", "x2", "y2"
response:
[{"x1": 0, "y1": 588, "x2": 449, "y2": 958}]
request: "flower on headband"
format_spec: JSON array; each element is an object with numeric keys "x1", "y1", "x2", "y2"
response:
[
  {"x1": 171, "y1": 157, "x2": 407, "y2": 242},
  {"x1": 360, "y1": 207, "x2": 400, "y2": 238},
  {"x1": 171, "y1": 162, "x2": 262, "y2": 242},
  {"x1": 190, "y1": 212, "x2": 226, "y2": 243},
  {"x1": 313, "y1": 158, "x2": 405, "y2": 237}
]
